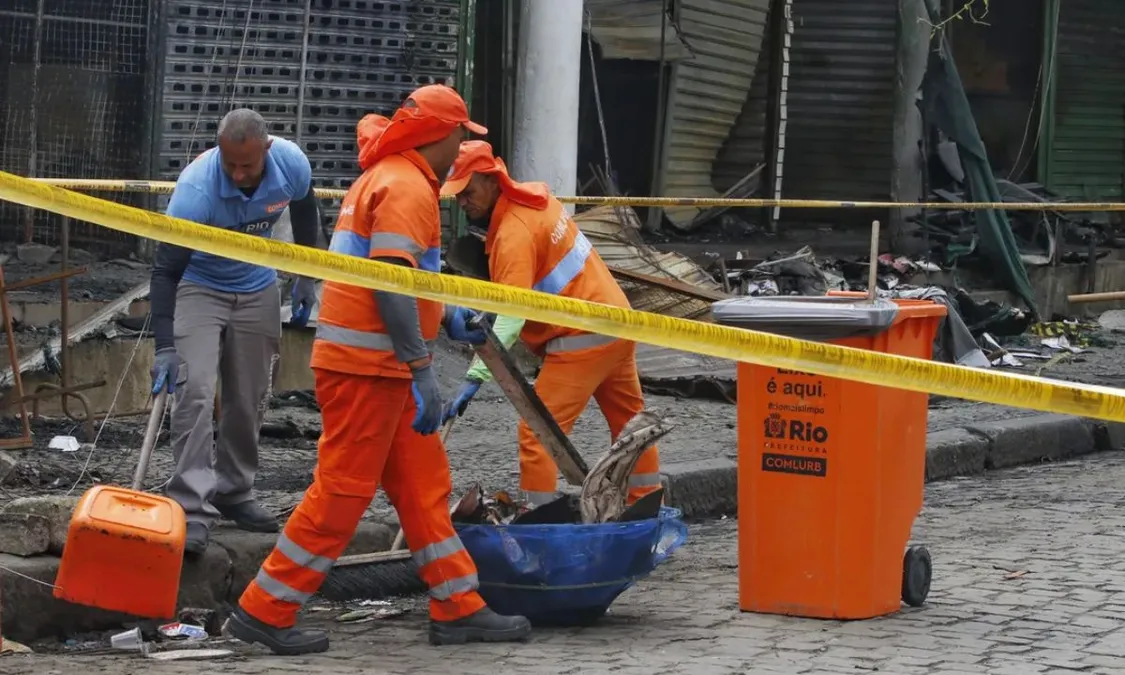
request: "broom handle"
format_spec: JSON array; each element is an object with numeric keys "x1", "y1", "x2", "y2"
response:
[
  {"x1": 867, "y1": 220, "x2": 881, "y2": 303},
  {"x1": 391, "y1": 417, "x2": 457, "y2": 551},
  {"x1": 132, "y1": 391, "x2": 169, "y2": 491}
]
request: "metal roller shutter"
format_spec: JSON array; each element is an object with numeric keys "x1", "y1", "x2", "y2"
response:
[
  {"x1": 659, "y1": 0, "x2": 771, "y2": 229},
  {"x1": 782, "y1": 0, "x2": 896, "y2": 218},
  {"x1": 1044, "y1": 0, "x2": 1125, "y2": 201}
]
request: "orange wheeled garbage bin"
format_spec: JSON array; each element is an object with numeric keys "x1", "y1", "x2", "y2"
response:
[{"x1": 712, "y1": 294, "x2": 947, "y2": 620}]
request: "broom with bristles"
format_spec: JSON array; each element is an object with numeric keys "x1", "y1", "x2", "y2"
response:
[{"x1": 318, "y1": 420, "x2": 457, "y2": 602}]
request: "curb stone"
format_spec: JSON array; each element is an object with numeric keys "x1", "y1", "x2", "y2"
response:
[
  {"x1": 661, "y1": 414, "x2": 1124, "y2": 520},
  {"x1": 0, "y1": 521, "x2": 394, "y2": 644}
]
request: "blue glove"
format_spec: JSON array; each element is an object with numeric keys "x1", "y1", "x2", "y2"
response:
[
  {"x1": 442, "y1": 379, "x2": 482, "y2": 424},
  {"x1": 410, "y1": 364, "x2": 444, "y2": 435},
  {"x1": 150, "y1": 348, "x2": 180, "y2": 395},
  {"x1": 443, "y1": 306, "x2": 488, "y2": 345},
  {"x1": 290, "y1": 277, "x2": 317, "y2": 327}
]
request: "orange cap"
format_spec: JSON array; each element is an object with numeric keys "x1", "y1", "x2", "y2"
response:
[
  {"x1": 405, "y1": 84, "x2": 488, "y2": 135},
  {"x1": 441, "y1": 140, "x2": 503, "y2": 196},
  {"x1": 441, "y1": 140, "x2": 551, "y2": 210},
  {"x1": 358, "y1": 85, "x2": 487, "y2": 170}
]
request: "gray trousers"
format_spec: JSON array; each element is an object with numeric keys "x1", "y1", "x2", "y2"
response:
[{"x1": 167, "y1": 281, "x2": 281, "y2": 526}]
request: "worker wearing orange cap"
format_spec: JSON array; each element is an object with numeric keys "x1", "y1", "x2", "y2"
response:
[
  {"x1": 440, "y1": 140, "x2": 662, "y2": 508},
  {"x1": 227, "y1": 88, "x2": 532, "y2": 655}
]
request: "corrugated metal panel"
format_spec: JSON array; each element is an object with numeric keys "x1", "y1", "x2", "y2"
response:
[
  {"x1": 157, "y1": 0, "x2": 461, "y2": 233},
  {"x1": 660, "y1": 0, "x2": 771, "y2": 228},
  {"x1": 574, "y1": 205, "x2": 724, "y2": 320},
  {"x1": 712, "y1": 20, "x2": 773, "y2": 193},
  {"x1": 586, "y1": 0, "x2": 691, "y2": 61},
  {"x1": 780, "y1": 0, "x2": 896, "y2": 218},
  {"x1": 1046, "y1": 0, "x2": 1125, "y2": 201}
]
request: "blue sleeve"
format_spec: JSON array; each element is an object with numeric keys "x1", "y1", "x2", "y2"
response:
[
  {"x1": 274, "y1": 138, "x2": 312, "y2": 199},
  {"x1": 292, "y1": 151, "x2": 313, "y2": 199},
  {"x1": 165, "y1": 182, "x2": 212, "y2": 224}
]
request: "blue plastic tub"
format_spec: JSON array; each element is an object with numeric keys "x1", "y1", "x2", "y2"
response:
[{"x1": 454, "y1": 506, "x2": 688, "y2": 626}]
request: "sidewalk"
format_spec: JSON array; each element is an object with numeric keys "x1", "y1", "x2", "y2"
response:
[
  {"x1": 2, "y1": 341, "x2": 1122, "y2": 644},
  {"x1": 8, "y1": 453, "x2": 1125, "y2": 674}
]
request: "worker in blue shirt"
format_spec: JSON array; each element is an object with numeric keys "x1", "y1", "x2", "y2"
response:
[{"x1": 148, "y1": 108, "x2": 321, "y2": 555}]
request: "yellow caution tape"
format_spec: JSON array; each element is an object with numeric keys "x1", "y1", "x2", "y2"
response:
[
  {"x1": 27, "y1": 177, "x2": 1125, "y2": 212},
  {"x1": 4, "y1": 169, "x2": 1125, "y2": 422}
]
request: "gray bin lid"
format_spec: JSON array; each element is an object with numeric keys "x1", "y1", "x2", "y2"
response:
[{"x1": 711, "y1": 296, "x2": 900, "y2": 342}]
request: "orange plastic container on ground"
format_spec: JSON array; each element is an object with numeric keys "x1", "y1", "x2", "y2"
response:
[
  {"x1": 713, "y1": 294, "x2": 947, "y2": 620},
  {"x1": 53, "y1": 484, "x2": 186, "y2": 619}
]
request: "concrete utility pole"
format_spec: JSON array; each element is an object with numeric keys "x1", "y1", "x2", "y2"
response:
[{"x1": 511, "y1": 0, "x2": 583, "y2": 211}]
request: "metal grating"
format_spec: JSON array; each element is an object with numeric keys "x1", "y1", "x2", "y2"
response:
[
  {"x1": 0, "y1": 0, "x2": 152, "y2": 255},
  {"x1": 1045, "y1": 0, "x2": 1125, "y2": 201},
  {"x1": 658, "y1": 0, "x2": 771, "y2": 230},
  {"x1": 779, "y1": 0, "x2": 896, "y2": 222},
  {"x1": 157, "y1": 0, "x2": 462, "y2": 234}
]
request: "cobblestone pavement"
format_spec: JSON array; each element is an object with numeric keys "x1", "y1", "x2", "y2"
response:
[
  {"x1": 6, "y1": 335, "x2": 1120, "y2": 524},
  {"x1": 10, "y1": 451, "x2": 1125, "y2": 674}
]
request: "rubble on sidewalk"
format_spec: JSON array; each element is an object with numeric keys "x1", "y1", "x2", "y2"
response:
[
  {"x1": 909, "y1": 181, "x2": 1122, "y2": 270},
  {"x1": 0, "y1": 495, "x2": 80, "y2": 555},
  {"x1": 452, "y1": 411, "x2": 674, "y2": 526},
  {"x1": 0, "y1": 451, "x2": 17, "y2": 484},
  {"x1": 0, "y1": 512, "x2": 51, "y2": 557},
  {"x1": 0, "y1": 637, "x2": 32, "y2": 655}
]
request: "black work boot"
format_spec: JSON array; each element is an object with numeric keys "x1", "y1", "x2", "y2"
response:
[
  {"x1": 225, "y1": 607, "x2": 329, "y2": 656},
  {"x1": 184, "y1": 522, "x2": 210, "y2": 557},
  {"x1": 216, "y1": 500, "x2": 279, "y2": 533},
  {"x1": 429, "y1": 607, "x2": 532, "y2": 646}
]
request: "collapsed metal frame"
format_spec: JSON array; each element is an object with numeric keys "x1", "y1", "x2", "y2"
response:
[{"x1": 1, "y1": 217, "x2": 108, "y2": 448}]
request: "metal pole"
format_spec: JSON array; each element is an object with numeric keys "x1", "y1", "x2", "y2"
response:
[
  {"x1": 294, "y1": 0, "x2": 312, "y2": 146},
  {"x1": 60, "y1": 217, "x2": 70, "y2": 391},
  {"x1": 502, "y1": 0, "x2": 516, "y2": 159},
  {"x1": 24, "y1": 0, "x2": 45, "y2": 243},
  {"x1": 644, "y1": 0, "x2": 669, "y2": 233}
]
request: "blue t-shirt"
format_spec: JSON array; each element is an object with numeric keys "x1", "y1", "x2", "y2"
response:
[{"x1": 166, "y1": 136, "x2": 313, "y2": 294}]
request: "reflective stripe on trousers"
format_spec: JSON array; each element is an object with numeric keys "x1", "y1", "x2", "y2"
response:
[
  {"x1": 524, "y1": 490, "x2": 558, "y2": 508},
  {"x1": 544, "y1": 332, "x2": 618, "y2": 354},
  {"x1": 316, "y1": 323, "x2": 436, "y2": 353},
  {"x1": 411, "y1": 535, "x2": 480, "y2": 601},
  {"x1": 251, "y1": 532, "x2": 336, "y2": 608},
  {"x1": 628, "y1": 473, "x2": 662, "y2": 490}
]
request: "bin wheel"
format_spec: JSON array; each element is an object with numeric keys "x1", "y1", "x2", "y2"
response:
[{"x1": 902, "y1": 546, "x2": 932, "y2": 608}]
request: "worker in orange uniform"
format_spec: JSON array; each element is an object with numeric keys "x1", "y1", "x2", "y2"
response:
[
  {"x1": 439, "y1": 141, "x2": 662, "y2": 508},
  {"x1": 226, "y1": 87, "x2": 532, "y2": 655}
]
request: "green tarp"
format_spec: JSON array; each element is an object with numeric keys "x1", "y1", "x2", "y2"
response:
[{"x1": 919, "y1": 2, "x2": 1041, "y2": 319}]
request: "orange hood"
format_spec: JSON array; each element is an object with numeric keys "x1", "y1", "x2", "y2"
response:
[{"x1": 441, "y1": 140, "x2": 550, "y2": 210}]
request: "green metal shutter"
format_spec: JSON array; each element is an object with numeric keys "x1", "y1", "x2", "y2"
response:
[{"x1": 1044, "y1": 0, "x2": 1125, "y2": 200}]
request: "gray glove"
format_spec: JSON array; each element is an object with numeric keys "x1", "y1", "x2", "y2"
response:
[
  {"x1": 410, "y1": 364, "x2": 444, "y2": 435},
  {"x1": 150, "y1": 348, "x2": 180, "y2": 395},
  {"x1": 290, "y1": 276, "x2": 318, "y2": 327}
]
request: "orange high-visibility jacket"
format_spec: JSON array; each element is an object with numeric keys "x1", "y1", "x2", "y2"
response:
[
  {"x1": 486, "y1": 194, "x2": 629, "y2": 354},
  {"x1": 311, "y1": 149, "x2": 444, "y2": 378}
]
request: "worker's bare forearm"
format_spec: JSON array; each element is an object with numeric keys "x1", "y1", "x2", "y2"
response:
[
  {"x1": 150, "y1": 243, "x2": 194, "y2": 352},
  {"x1": 372, "y1": 257, "x2": 429, "y2": 365}
]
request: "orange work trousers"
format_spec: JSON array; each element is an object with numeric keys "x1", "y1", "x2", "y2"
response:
[
  {"x1": 520, "y1": 338, "x2": 661, "y2": 506},
  {"x1": 239, "y1": 369, "x2": 486, "y2": 628}
]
